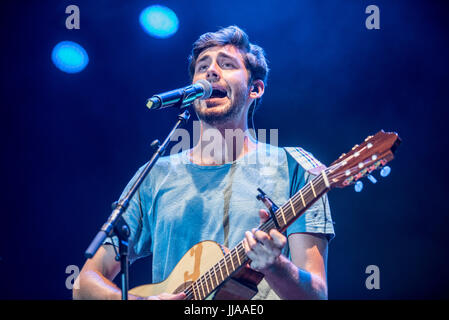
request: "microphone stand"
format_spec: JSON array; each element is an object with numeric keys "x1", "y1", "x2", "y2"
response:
[{"x1": 84, "y1": 101, "x2": 191, "y2": 300}]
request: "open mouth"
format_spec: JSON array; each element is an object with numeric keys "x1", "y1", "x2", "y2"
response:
[{"x1": 208, "y1": 88, "x2": 228, "y2": 99}]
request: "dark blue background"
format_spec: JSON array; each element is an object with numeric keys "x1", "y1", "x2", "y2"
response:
[{"x1": 1, "y1": 0, "x2": 448, "y2": 299}]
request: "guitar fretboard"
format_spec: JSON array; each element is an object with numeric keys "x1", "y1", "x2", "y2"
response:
[{"x1": 183, "y1": 170, "x2": 331, "y2": 300}]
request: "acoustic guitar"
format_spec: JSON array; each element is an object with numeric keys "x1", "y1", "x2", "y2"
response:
[{"x1": 129, "y1": 130, "x2": 401, "y2": 300}]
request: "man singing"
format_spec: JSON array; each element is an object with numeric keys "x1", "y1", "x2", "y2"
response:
[{"x1": 74, "y1": 25, "x2": 335, "y2": 300}]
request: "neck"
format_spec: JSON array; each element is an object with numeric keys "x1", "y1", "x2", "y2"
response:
[{"x1": 189, "y1": 120, "x2": 258, "y2": 165}]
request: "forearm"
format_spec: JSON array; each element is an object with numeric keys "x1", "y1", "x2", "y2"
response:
[
  {"x1": 262, "y1": 254, "x2": 328, "y2": 300},
  {"x1": 73, "y1": 270, "x2": 140, "y2": 300}
]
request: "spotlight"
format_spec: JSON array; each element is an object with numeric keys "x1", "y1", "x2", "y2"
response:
[
  {"x1": 51, "y1": 41, "x2": 89, "y2": 73},
  {"x1": 139, "y1": 5, "x2": 179, "y2": 39}
]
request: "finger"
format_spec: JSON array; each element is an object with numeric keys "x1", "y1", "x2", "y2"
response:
[
  {"x1": 242, "y1": 238, "x2": 249, "y2": 253},
  {"x1": 253, "y1": 229, "x2": 286, "y2": 255},
  {"x1": 253, "y1": 229, "x2": 271, "y2": 246},
  {"x1": 269, "y1": 229, "x2": 287, "y2": 248},
  {"x1": 245, "y1": 231, "x2": 258, "y2": 249},
  {"x1": 249, "y1": 260, "x2": 261, "y2": 272},
  {"x1": 246, "y1": 248, "x2": 257, "y2": 264},
  {"x1": 259, "y1": 209, "x2": 270, "y2": 224},
  {"x1": 158, "y1": 292, "x2": 186, "y2": 300},
  {"x1": 174, "y1": 292, "x2": 187, "y2": 300},
  {"x1": 246, "y1": 231, "x2": 265, "y2": 255}
]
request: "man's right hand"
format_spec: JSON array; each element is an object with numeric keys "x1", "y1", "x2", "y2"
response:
[
  {"x1": 142, "y1": 292, "x2": 186, "y2": 300},
  {"x1": 74, "y1": 245, "x2": 188, "y2": 300}
]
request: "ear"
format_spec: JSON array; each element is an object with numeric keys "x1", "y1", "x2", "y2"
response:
[{"x1": 249, "y1": 79, "x2": 265, "y2": 99}]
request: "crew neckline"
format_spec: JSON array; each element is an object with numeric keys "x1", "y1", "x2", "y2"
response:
[{"x1": 181, "y1": 142, "x2": 271, "y2": 170}]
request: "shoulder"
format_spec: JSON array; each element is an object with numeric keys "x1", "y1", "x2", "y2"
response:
[
  {"x1": 133, "y1": 151, "x2": 187, "y2": 186},
  {"x1": 251, "y1": 143, "x2": 289, "y2": 167}
]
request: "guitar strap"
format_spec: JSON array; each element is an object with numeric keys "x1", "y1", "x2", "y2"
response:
[{"x1": 283, "y1": 147, "x2": 325, "y2": 174}]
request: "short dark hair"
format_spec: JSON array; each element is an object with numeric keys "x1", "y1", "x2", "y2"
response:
[
  {"x1": 188, "y1": 26, "x2": 269, "y2": 85},
  {"x1": 188, "y1": 26, "x2": 269, "y2": 112}
]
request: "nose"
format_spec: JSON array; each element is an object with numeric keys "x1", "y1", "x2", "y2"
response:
[{"x1": 206, "y1": 62, "x2": 220, "y2": 83}]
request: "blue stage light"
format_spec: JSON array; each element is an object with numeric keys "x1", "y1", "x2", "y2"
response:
[
  {"x1": 139, "y1": 5, "x2": 179, "y2": 38},
  {"x1": 51, "y1": 41, "x2": 89, "y2": 73}
]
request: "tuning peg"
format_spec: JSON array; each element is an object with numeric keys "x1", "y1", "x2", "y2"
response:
[
  {"x1": 354, "y1": 181, "x2": 363, "y2": 192},
  {"x1": 352, "y1": 144, "x2": 359, "y2": 150},
  {"x1": 367, "y1": 174, "x2": 377, "y2": 184},
  {"x1": 380, "y1": 166, "x2": 391, "y2": 177},
  {"x1": 150, "y1": 139, "x2": 161, "y2": 150}
]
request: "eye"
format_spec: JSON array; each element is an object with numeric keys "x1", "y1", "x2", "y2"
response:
[
  {"x1": 197, "y1": 64, "x2": 208, "y2": 72},
  {"x1": 221, "y1": 62, "x2": 235, "y2": 69}
]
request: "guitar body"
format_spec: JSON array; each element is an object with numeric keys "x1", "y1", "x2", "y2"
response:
[{"x1": 129, "y1": 240, "x2": 263, "y2": 299}]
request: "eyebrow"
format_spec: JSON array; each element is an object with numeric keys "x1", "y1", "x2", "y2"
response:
[{"x1": 196, "y1": 51, "x2": 241, "y2": 66}]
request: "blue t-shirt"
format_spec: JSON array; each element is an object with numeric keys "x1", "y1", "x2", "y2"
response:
[{"x1": 106, "y1": 143, "x2": 334, "y2": 298}]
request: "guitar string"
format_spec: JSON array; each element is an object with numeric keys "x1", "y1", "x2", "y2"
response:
[
  {"x1": 197, "y1": 241, "x2": 251, "y2": 298},
  {"x1": 190, "y1": 241, "x2": 259, "y2": 299},
  {"x1": 184, "y1": 245, "x2": 238, "y2": 299},
  {"x1": 185, "y1": 248, "x2": 237, "y2": 299},
  {"x1": 184, "y1": 230, "x2": 261, "y2": 299}
]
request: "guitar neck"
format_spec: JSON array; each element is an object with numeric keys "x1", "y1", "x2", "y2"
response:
[
  {"x1": 270, "y1": 169, "x2": 331, "y2": 233},
  {"x1": 183, "y1": 170, "x2": 331, "y2": 300}
]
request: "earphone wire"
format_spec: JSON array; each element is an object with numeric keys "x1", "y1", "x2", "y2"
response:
[{"x1": 251, "y1": 100, "x2": 257, "y2": 140}]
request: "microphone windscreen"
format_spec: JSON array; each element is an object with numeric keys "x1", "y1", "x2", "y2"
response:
[{"x1": 196, "y1": 79, "x2": 212, "y2": 99}]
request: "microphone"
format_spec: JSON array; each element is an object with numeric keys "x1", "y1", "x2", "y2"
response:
[{"x1": 146, "y1": 79, "x2": 212, "y2": 110}]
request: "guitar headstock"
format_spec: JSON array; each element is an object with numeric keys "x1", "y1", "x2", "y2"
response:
[{"x1": 326, "y1": 130, "x2": 401, "y2": 189}]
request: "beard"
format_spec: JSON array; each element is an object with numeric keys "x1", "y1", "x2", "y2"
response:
[{"x1": 193, "y1": 84, "x2": 249, "y2": 126}]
